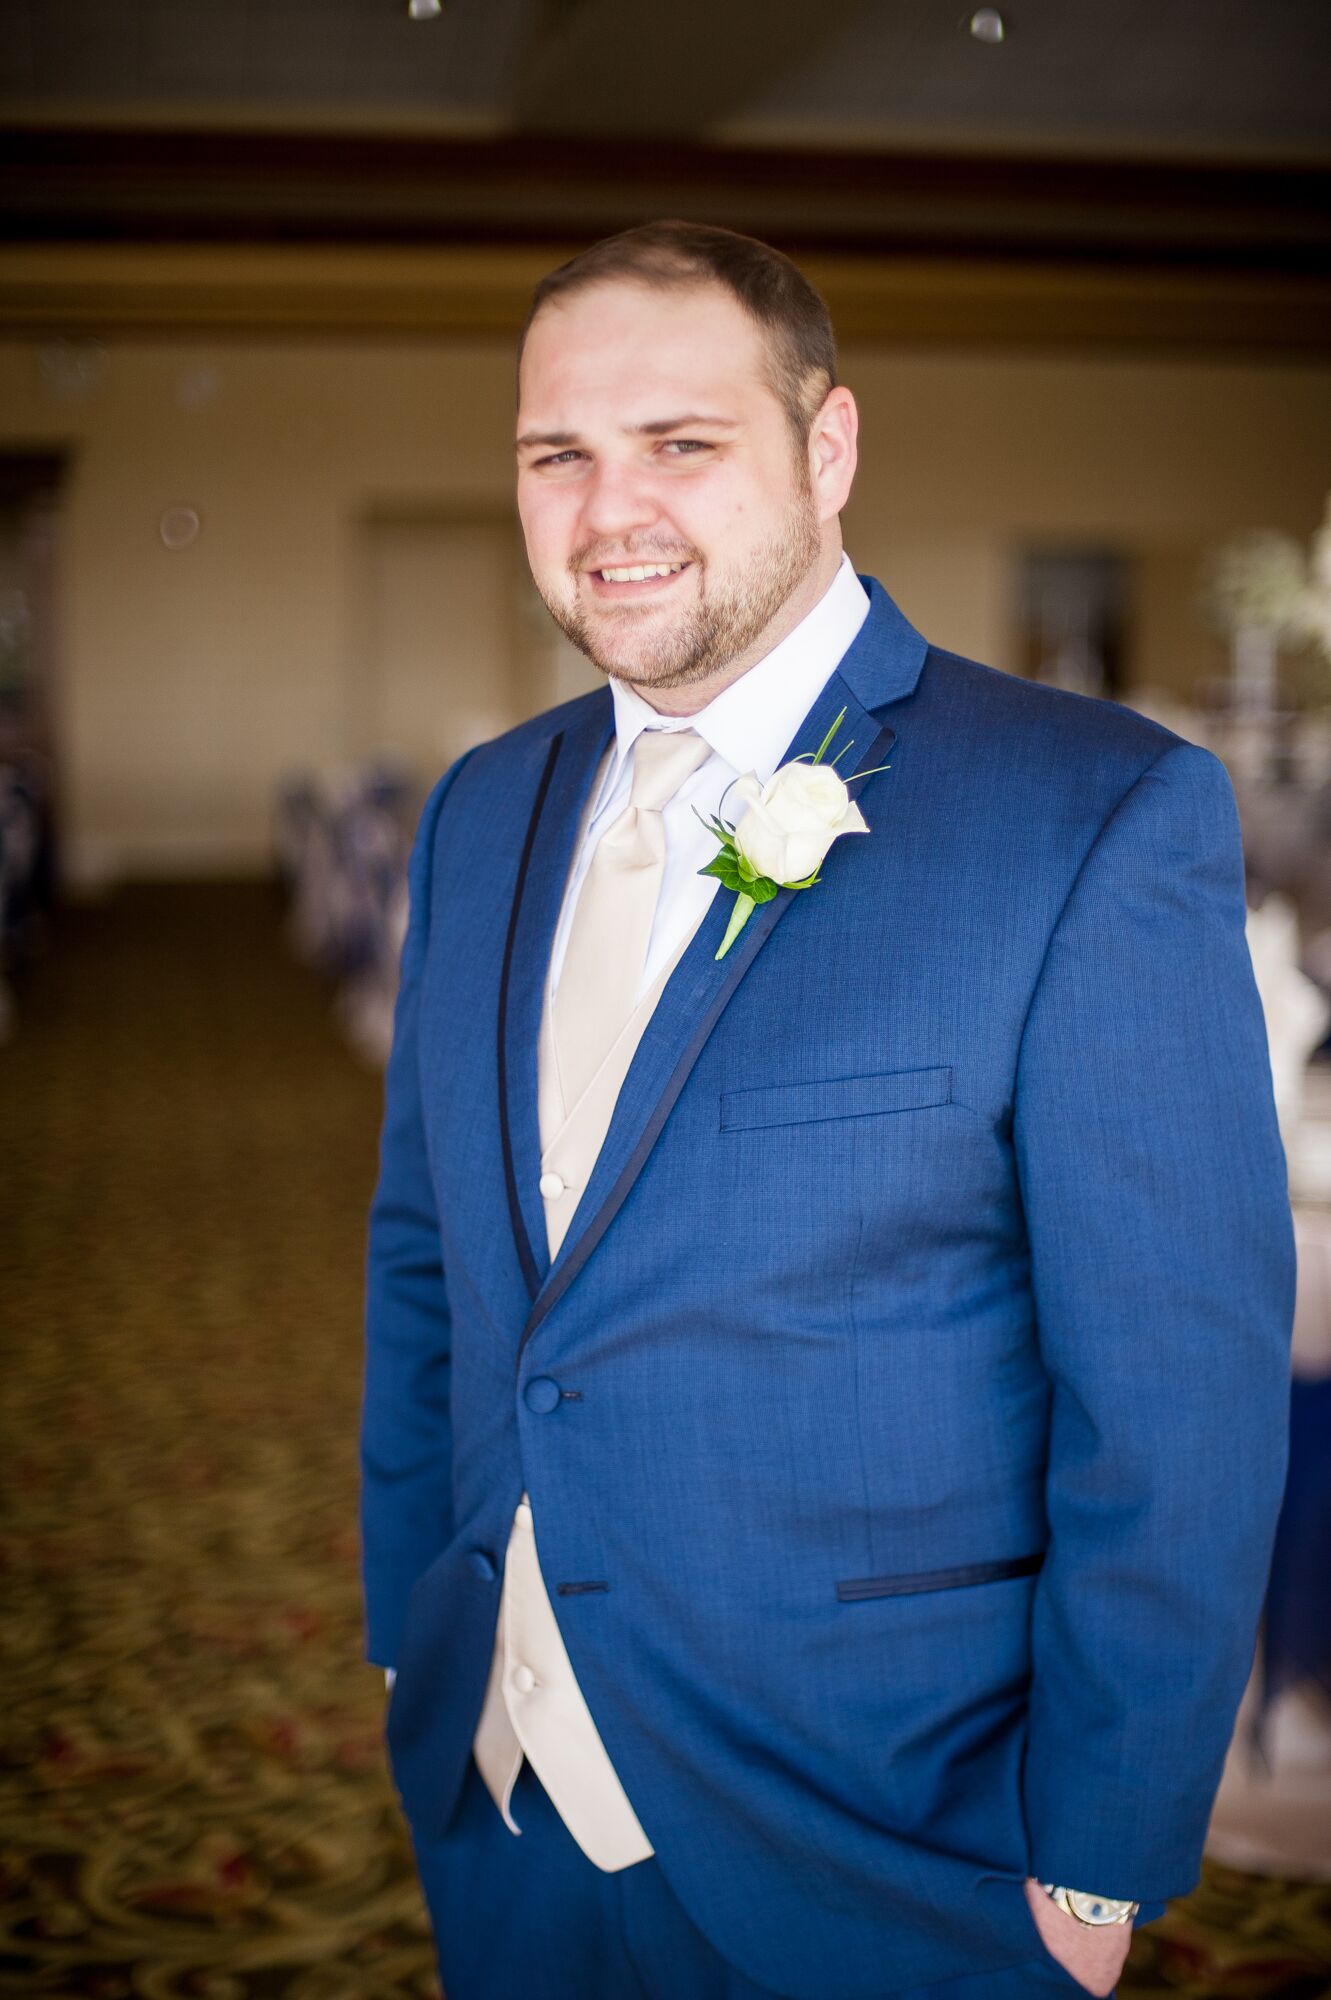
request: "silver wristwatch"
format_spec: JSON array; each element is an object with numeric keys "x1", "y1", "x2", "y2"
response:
[{"x1": 1040, "y1": 1884, "x2": 1139, "y2": 1927}]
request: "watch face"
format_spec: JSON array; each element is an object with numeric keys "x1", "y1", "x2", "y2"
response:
[{"x1": 1066, "y1": 1892, "x2": 1134, "y2": 1926}]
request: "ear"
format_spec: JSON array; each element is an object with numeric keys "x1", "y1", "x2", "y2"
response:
[{"x1": 808, "y1": 385, "x2": 858, "y2": 522}]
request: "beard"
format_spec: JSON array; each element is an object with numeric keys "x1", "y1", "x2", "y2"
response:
[{"x1": 538, "y1": 484, "x2": 823, "y2": 693}]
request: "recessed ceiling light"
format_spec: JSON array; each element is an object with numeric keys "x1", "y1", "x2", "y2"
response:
[
  {"x1": 408, "y1": 0, "x2": 442, "y2": 17},
  {"x1": 969, "y1": 8, "x2": 1006, "y2": 42}
]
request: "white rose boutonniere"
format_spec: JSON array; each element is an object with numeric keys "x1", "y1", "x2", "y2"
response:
[{"x1": 694, "y1": 708, "x2": 889, "y2": 959}]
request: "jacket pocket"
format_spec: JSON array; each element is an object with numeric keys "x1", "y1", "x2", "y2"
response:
[
  {"x1": 720, "y1": 1064, "x2": 952, "y2": 1133},
  {"x1": 835, "y1": 1551, "x2": 1045, "y2": 1601}
]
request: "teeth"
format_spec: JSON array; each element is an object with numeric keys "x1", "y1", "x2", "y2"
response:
[{"x1": 599, "y1": 562, "x2": 685, "y2": 583}]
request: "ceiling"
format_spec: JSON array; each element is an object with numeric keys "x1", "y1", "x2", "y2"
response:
[
  {"x1": 2, "y1": 0, "x2": 1328, "y2": 157},
  {"x1": 2, "y1": 0, "x2": 1327, "y2": 352}
]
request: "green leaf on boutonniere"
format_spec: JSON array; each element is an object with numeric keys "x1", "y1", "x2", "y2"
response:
[
  {"x1": 698, "y1": 849, "x2": 741, "y2": 887},
  {"x1": 746, "y1": 875, "x2": 779, "y2": 904}
]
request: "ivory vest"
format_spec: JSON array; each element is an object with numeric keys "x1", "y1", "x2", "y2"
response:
[{"x1": 471, "y1": 764, "x2": 709, "y2": 1872}]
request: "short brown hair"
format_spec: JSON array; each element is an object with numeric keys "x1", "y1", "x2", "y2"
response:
[{"x1": 517, "y1": 219, "x2": 838, "y2": 450}]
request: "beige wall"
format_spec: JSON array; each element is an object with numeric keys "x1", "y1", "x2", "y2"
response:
[
  {"x1": 0, "y1": 336, "x2": 1327, "y2": 883},
  {"x1": 355, "y1": 510, "x2": 525, "y2": 774}
]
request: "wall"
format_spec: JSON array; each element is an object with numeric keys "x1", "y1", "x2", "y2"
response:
[{"x1": 0, "y1": 335, "x2": 1327, "y2": 883}]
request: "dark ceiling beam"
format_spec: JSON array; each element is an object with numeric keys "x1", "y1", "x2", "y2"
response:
[
  {"x1": 2, "y1": 244, "x2": 1328, "y2": 358},
  {"x1": 0, "y1": 127, "x2": 1327, "y2": 280},
  {"x1": 509, "y1": 0, "x2": 870, "y2": 138}
]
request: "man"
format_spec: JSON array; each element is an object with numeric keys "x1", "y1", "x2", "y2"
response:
[{"x1": 361, "y1": 221, "x2": 1293, "y2": 2000}]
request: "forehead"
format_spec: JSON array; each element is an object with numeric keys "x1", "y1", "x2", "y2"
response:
[{"x1": 518, "y1": 279, "x2": 776, "y2": 427}]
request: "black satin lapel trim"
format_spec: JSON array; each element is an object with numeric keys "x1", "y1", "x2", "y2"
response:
[
  {"x1": 497, "y1": 732, "x2": 562, "y2": 1304},
  {"x1": 516, "y1": 690, "x2": 896, "y2": 1358}
]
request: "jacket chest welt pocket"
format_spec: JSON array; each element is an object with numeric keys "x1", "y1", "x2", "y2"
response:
[
  {"x1": 719, "y1": 1064, "x2": 952, "y2": 1133},
  {"x1": 836, "y1": 1551, "x2": 1045, "y2": 1601}
]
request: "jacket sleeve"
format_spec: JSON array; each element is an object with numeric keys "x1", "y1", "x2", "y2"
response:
[
  {"x1": 360, "y1": 750, "x2": 474, "y2": 1670},
  {"x1": 1012, "y1": 738, "x2": 1294, "y2": 1901}
]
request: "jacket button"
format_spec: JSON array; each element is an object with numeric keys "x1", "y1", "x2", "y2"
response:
[
  {"x1": 524, "y1": 1376, "x2": 562, "y2": 1414},
  {"x1": 539, "y1": 1170, "x2": 565, "y2": 1198},
  {"x1": 468, "y1": 1548, "x2": 497, "y2": 1581}
]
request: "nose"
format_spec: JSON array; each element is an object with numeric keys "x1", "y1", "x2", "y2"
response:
[{"x1": 579, "y1": 458, "x2": 660, "y2": 546}]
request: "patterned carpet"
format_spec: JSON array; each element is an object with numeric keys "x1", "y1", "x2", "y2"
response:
[{"x1": 0, "y1": 882, "x2": 1328, "y2": 1999}]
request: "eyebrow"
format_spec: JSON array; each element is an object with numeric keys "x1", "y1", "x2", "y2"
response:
[{"x1": 515, "y1": 412, "x2": 741, "y2": 452}]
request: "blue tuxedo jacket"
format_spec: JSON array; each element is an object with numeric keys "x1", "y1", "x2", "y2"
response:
[{"x1": 361, "y1": 577, "x2": 1293, "y2": 1996}]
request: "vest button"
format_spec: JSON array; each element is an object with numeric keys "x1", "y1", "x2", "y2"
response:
[
  {"x1": 468, "y1": 1548, "x2": 497, "y2": 1582},
  {"x1": 524, "y1": 1376, "x2": 562, "y2": 1414},
  {"x1": 539, "y1": 1170, "x2": 565, "y2": 1199}
]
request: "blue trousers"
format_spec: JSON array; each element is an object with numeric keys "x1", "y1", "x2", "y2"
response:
[{"x1": 408, "y1": 1754, "x2": 1103, "y2": 2000}]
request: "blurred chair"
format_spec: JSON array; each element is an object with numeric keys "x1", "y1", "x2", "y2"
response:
[{"x1": 275, "y1": 762, "x2": 419, "y2": 1066}]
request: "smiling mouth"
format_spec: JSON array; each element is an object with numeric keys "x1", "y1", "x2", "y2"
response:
[{"x1": 587, "y1": 560, "x2": 692, "y2": 590}]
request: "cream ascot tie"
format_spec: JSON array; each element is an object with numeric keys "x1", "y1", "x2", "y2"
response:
[{"x1": 552, "y1": 727, "x2": 711, "y2": 1108}]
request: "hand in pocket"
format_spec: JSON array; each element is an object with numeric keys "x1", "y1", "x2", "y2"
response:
[{"x1": 1022, "y1": 1879, "x2": 1132, "y2": 1997}]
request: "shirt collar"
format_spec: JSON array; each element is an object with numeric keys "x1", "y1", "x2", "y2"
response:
[{"x1": 602, "y1": 551, "x2": 870, "y2": 807}]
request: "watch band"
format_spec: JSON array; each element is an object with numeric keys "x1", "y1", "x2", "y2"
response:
[{"x1": 1040, "y1": 1884, "x2": 1139, "y2": 1927}]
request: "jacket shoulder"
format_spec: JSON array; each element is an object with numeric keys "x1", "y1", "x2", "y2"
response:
[
  {"x1": 415, "y1": 685, "x2": 608, "y2": 823},
  {"x1": 918, "y1": 645, "x2": 1195, "y2": 788},
  {"x1": 473, "y1": 686, "x2": 607, "y2": 767}
]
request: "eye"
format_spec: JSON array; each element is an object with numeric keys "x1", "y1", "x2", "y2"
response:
[
  {"x1": 662, "y1": 439, "x2": 712, "y2": 456},
  {"x1": 536, "y1": 449, "x2": 584, "y2": 467}
]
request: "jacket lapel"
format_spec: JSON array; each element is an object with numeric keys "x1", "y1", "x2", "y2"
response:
[
  {"x1": 498, "y1": 690, "x2": 615, "y2": 1302},
  {"x1": 507, "y1": 575, "x2": 930, "y2": 1352}
]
